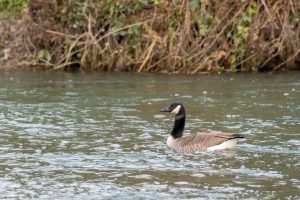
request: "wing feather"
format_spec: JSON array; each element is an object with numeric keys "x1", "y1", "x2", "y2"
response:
[{"x1": 173, "y1": 131, "x2": 243, "y2": 153}]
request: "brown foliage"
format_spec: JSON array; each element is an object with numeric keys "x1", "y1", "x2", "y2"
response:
[{"x1": 1, "y1": 0, "x2": 300, "y2": 73}]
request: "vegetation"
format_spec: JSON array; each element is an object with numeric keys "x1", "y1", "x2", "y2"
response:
[
  {"x1": 0, "y1": 0, "x2": 28, "y2": 19},
  {"x1": 1, "y1": 0, "x2": 300, "y2": 73}
]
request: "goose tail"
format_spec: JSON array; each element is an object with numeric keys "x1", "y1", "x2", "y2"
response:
[{"x1": 232, "y1": 134, "x2": 245, "y2": 139}]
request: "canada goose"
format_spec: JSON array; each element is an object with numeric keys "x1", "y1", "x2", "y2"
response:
[{"x1": 160, "y1": 102, "x2": 244, "y2": 153}]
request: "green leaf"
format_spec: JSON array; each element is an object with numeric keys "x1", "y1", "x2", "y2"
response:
[
  {"x1": 248, "y1": 1, "x2": 257, "y2": 16},
  {"x1": 230, "y1": 54, "x2": 237, "y2": 65},
  {"x1": 76, "y1": 52, "x2": 82, "y2": 59},
  {"x1": 128, "y1": 25, "x2": 139, "y2": 35},
  {"x1": 204, "y1": 13, "x2": 212, "y2": 25},
  {"x1": 38, "y1": 49, "x2": 51, "y2": 62},
  {"x1": 154, "y1": 0, "x2": 163, "y2": 5},
  {"x1": 199, "y1": 24, "x2": 208, "y2": 36},
  {"x1": 190, "y1": 0, "x2": 200, "y2": 11},
  {"x1": 0, "y1": 42, "x2": 4, "y2": 50}
]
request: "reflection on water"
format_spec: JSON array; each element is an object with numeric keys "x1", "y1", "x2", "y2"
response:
[{"x1": 0, "y1": 71, "x2": 299, "y2": 199}]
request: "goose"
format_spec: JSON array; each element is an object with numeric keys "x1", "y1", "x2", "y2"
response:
[{"x1": 160, "y1": 102, "x2": 244, "y2": 153}]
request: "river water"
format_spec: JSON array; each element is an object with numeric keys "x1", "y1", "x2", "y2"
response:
[{"x1": 0, "y1": 71, "x2": 299, "y2": 199}]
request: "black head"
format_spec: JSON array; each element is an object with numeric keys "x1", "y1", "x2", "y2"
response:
[{"x1": 160, "y1": 102, "x2": 185, "y2": 115}]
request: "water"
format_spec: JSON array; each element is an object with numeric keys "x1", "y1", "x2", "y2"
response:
[{"x1": 0, "y1": 71, "x2": 299, "y2": 199}]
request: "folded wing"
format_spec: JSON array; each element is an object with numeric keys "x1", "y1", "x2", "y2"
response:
[{"x1": 174, "y1": 131, "x2": 244, "y2": 153}]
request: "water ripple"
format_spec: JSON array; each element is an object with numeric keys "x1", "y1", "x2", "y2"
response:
[{"x1": 0, "y1": 71, "x2": 299, "y2": 199}]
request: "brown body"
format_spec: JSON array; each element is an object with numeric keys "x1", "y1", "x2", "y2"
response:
[{"x1": 167, "y1": 130, "x2": 243, "y2": 153}]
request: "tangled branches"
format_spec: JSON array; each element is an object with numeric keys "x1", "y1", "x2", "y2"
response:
[{"x1": 2, "y1": 0, "x2": 300, "y2": 73}]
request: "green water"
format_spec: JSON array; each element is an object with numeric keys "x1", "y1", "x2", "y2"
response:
[{"x1": 0, "y1": 71, "x2": 299, "y2": 199}]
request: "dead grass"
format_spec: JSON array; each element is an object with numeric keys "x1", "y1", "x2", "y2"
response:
[{"x1": 1, "y1": 0, "x2": 300, "y2": 73}]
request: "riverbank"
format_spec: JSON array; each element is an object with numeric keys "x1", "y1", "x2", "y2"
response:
[{"x1": 1, "y1": 0, "x2": 300, "y2": 74}]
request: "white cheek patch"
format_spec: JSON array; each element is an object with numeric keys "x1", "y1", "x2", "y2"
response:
[{"x1": 171, "y1": 105, "x2": 181, "y2": 115}]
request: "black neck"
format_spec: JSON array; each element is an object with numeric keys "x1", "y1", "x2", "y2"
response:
[{"x1": 171, "y1": 114, "x2": 185, "y2": 138}]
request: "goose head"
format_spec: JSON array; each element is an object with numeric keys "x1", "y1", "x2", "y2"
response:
[{"x1": 160, "y1": 102, "x2": 185, "y2": 116}]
